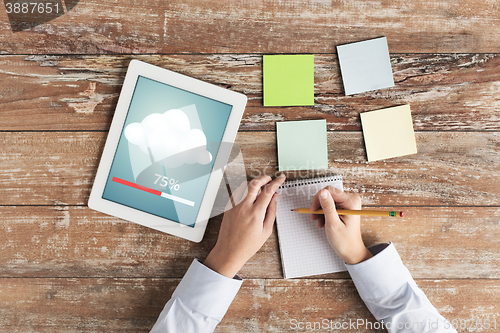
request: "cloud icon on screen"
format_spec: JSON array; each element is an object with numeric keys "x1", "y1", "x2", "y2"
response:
[{"x1": 124, "y1": 109, "x2": 212, "y2": 168}]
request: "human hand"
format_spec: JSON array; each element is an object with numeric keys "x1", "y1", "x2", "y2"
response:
[
  {"x1": 310, "y1": 186, "x2": 372, "y2": 265},
  {"x1": 204, "y1": 174, "x2": 286, "y2": 278}
]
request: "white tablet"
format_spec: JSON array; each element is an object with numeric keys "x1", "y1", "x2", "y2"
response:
[{"x1": 88, "y1": 59, "x2": 247, "y2": 242}]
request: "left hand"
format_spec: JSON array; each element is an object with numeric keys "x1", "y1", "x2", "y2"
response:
[{"x1": 204, "y1": 174, "x2": 286, "y2": 278}]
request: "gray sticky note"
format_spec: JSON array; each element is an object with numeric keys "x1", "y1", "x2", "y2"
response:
[{"x1": 337, "y1": 37, "x2": 394, "y2": 95}]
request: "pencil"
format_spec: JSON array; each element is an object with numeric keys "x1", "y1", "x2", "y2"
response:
[{"x1": 291, "y1": 208, "x2": 404, "y2": 217}]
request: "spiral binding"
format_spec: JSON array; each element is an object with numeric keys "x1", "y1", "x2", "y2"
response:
[{"x1": 278, "y1": 175, "x2": 342, "y2": 189}]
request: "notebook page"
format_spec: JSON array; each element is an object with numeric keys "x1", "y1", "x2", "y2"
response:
[{"x1": 276, "y1": 175, "x2": 346, "y2": 279}]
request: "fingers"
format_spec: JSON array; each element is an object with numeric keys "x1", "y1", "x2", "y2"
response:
[
  {"x1": 317, "y1": 189, "x2": 336, "y2": 214},
  {"x1": 310, "y1": 186, "x2": 341, "y2": 212},
  {"x1": 309, "y1": 188, "x2": 345, "y2": 230},
  {"x1": 254, "y1": 174, "x2": 286, "y2": 209},
  {"x1": 317, "y1": 189, "x2": 347, "y2": 232},
  {"x1": 245, "y1": 175, "x2": 273, "y2": 202},
  {"x1": 263, "y1": 193, "x2": 280, "y2": 235},
  {"x1": 326, "y1": 186, "x2": 362, "y2": 210},
  {"x1": 323, "y1": 186, "x2": 362, "y2": 231},
  {"x1": 309, "y1": 186, "x2": 337, "y2": 223},
  {"x1": 232, "y1": 181, "x2": 249, "y2": 206},
  {"x1": 310, "y1": 186, "x2": 361, "y2": 218}
]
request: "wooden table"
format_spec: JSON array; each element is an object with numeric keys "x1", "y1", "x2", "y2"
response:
[{"x1": 1, "y1": 1, "x2": 499, "y2": 332}]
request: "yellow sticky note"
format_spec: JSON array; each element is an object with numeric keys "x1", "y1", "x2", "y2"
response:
[{"x1": 360, "y1": 105, "x2": 417, "y2": 162}]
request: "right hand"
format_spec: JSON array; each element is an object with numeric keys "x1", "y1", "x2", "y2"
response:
[{"x1": 309, "y1": 186, "x2": 372, "y2": 265}]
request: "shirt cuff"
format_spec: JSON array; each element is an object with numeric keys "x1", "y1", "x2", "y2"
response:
[
  {"x1": 345, "y1": 242, "x2": 413, "y2": 300},
  {"x1": 173, "y1": 259, "x2": 243, "y2": 320}
]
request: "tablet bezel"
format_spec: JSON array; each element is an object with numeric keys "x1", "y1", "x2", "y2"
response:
[{"x1": 88, "y1": 59, "x2": 247, "y2": 242}]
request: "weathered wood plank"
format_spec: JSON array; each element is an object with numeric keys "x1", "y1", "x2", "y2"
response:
[
  {"x1": 235, "y1": 131, "x2": 500, "y2": 207},
  {"x1": 0, "y1": 132, "x2": 499, "y2": 206},
  {"x1": 1, "y1": 0, "x2": 500, "y2": 54},
  {"x1": 0, "y1": 206, "x2": 499, "y2": 279},
  {"x1": 1, "y1": 54, "x2": 499, "y2": 131},
  {"x1": 1, "y1": 1, "x2": 498, "y2": 331},
  {"x1": 0, "y1": 277, "x2": 498, "y2": 332},
  {"x1": 229, "y1": 279, "x2": 500, "y2": 333}
]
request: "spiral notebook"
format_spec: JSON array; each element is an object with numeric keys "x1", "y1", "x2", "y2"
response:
[{"x1": 276, "y1": 175, "x2": 346, "y2": 279}]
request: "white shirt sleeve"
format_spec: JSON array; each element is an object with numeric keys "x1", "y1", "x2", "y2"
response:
[
  {"x1": 150, "y1": 259, "x2": 243, "y2": 333},
  {"x1": 346, "y1": 243, "x2": 457, "y2": 333}
]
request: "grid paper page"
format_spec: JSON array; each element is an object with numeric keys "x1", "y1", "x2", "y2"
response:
[{"x1": 276, "y1": 176, "x2": 346, "y2": 279}]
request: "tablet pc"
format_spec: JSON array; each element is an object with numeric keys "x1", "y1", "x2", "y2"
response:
[{"x1": 88, "y1": 59, "x2": 247, "y2": 242}]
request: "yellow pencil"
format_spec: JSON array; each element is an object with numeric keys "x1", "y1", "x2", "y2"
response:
[{"x1": 291, "y1": 208, "x2": 404, "y2": 217}]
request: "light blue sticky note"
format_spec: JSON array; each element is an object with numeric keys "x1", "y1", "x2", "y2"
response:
[
  {"x1": 337, "y1": 37, "x2": 394, "y2": 95},
  {"x1": 276, "y1": 119, "x2": 328, "y2": 171}
]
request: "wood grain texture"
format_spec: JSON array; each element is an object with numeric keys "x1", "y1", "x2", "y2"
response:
[
  {"x1": 1, "y1": 0, "x2": 500, "y2": 54},
  {"x1": 0, "y1": 206, "x2": 499, "y2": 280},
  {"x1": 0, "y1": 54, "x2": 499, "y2": 131},
  {"x1": 1, "y1": 0, "x2": 500, "y2": 330},
  {"x1": 1, "y1": 131, "x2": 499, "y2": 206},
  {"x1": 0, "y1": 277, "x2": 498, "y2": 332}
]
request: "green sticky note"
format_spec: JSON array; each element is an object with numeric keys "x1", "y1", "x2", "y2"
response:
[
  {"x1": 263, "y1": 54, "x2": 314, "y2": 106},
  {"x1": 276, "y1": 119, "x2": 328, "y2": 171}
]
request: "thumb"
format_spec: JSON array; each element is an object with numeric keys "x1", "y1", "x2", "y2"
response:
[
  {"x1": 318, "y1": 189, "x2": 343, "y2": 228},
  {"x1": 318, "y1": 189, "x2": 336, "y2": 214}
]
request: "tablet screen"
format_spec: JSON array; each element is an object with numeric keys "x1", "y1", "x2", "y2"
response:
[{"x1": 102, "y1": 76, "x2": 233, "y2": 227}]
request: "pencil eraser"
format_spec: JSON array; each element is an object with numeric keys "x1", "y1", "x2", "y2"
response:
[{"x1": 400, "y1": 211, "x2": 404, "y2": 217}]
